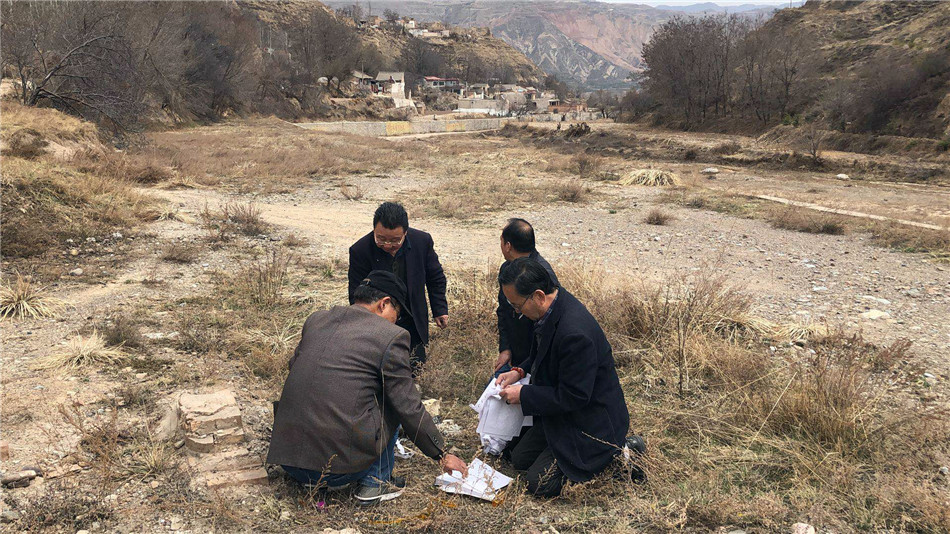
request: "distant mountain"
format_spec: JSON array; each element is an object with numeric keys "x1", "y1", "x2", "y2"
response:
[
  {"x1": 653, "y1": 2, "x2": 804, "y2": 14},
  {"x1": 326, "y1": 0, "x2": 788, "y2": 90}
]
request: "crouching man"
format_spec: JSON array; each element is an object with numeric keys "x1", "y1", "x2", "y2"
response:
[
  {"x1": 496, "y1": 257, "x2": 630, "y2": 497},
  {"x1": 267, "y1": 270, "x2": 466, "y2": 505}
]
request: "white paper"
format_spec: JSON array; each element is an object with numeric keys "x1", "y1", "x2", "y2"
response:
[
  {"x1": 434, "y1": 458, "x2": 512, "y2": 501},
  {"x1": 471, "y1": 376, "x2": 532, "y2": 455}
]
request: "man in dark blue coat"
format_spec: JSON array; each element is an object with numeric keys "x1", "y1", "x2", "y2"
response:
[
  {"x1": 494, "y1": 218, "x2": 559, "y2": 374},
  {"x1": 348, "y1": 202, "x2": 448, "y2": 374},
  {"x1": 496, "y1": 257, "x2": 629, "y2": 497}
]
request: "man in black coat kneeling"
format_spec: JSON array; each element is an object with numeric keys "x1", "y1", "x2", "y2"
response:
[{"x1": 496, "y1": 257, "x2": 630, "y2": 497}]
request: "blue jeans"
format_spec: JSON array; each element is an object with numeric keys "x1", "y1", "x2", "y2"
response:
[{"x1": 282, "y1": 430, "x2": 398, "y2": 489}]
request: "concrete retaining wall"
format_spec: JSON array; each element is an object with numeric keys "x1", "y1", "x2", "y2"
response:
[{"x1": 296, "y1": 112, "x2": 602, "y2": 137}]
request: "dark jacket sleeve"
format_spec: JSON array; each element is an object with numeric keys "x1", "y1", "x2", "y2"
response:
[
  {"x1": 520, "y1": 332, "x2": 598, "y2": 416},
  {"x1": 496, "y1": 285, "x2": 511, "y2": 353},
  {"x1": 348, "y1": 243, "x2": 372, "y2": 305},
  {"x1": 382, "y1": 331, "x2": 445, "y2": 460},
  {"x1": 424, "y1": 234, "x2": 448, "y2": 318}
]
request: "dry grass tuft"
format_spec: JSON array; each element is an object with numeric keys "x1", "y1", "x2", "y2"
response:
[
  {"x1": 161, "y1": 242, "x2": 200, "y2": 264},
  {"x1": 340, "y1": 183, "x2": 364, "y2": 201},
  {"x1": 2, "y1": 127, "x2": 49, "y2": 158},
  {"x1": 282, "y1": 233, "x2": 310, "y2": 248},
  {"x1": 555, "y1": 181, "x2": 590, "y2": 203},
  {"x1": 102, "y1": 315, "x2": 146, "y2": 349},
  {"x1": 404, "y1": 177, "x2": 545, "y2": 220},
  {"x1": 35, "y1": 331, "x2": 125, "y2": 371},
  {"x1": 0, "y1": 273, "x2": 60, "y2": 319},
  {"x1": 235, "y1": 250, "x2": 294, "y2": 308},
  {"x1": 225, "y1": 201, "x2": 267, "y2": 236},
  {"x1": 643, "y1": 208, "x2": 674, "y2": 226},
  {"x1": 619, "y1": 168, "x2": 679, "y2": 186},
  {"x1": 769, "y1": 207, "x2": 847, "y2": 235}
]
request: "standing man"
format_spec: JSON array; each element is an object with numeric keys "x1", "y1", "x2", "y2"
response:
[
  {"x1": 495, "y1": 218, "x2": 559, "y2": 374},
  {"x1": 349, "y1": 202, "x2": 448, "y2": 374},
  {"x1": 496, "y1": 257, "x2": 630, "y2": 497},
  {"x1": 268, "y1": 271, "x2": 466, "y2": 505}
]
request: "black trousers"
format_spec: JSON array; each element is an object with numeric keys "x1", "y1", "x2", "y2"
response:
[
  {"x1": 509, "y1": 425, "x2": 568, "y2": 497},
  {"x1": 397, "y1": 317, "x2": 426, "y2": 376}
]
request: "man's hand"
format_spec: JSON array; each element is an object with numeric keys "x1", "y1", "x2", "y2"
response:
[
  {"x1": 494, "y1": 350, "x2": 512, "y2": 372},
  {"x1": 434, "y1": 315, "x2": 449, "y2": 329},
  {"x1": 499, "y1": 384, "x2": 523, "y2": 405},
  {"x1": 440, "y1": 453, "x2": 468, "y2": 476},
  {"x1": 495, "y1": 370, "x2": 520, "y2": 387}
]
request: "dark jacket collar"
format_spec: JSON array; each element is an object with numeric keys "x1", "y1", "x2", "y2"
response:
[
  {"x1": 531, "y1": 289, "x2": 566, "y2": 377},
  {"x1": 372, "y1": 230, "x2": 412, "y2": 258}
]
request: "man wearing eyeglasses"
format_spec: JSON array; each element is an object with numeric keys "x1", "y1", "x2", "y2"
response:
[
  {"x1": 348, "y1": 202, "x2": 448, "y2": 375},
  {"x1": 494, "y1": 257, "x2": 630, "y2": 497},
  {"x1": 495, "y1": 218, "x2": 559, "y2": 376}
]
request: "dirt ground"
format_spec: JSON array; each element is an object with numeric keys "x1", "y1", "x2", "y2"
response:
[{"x1": 2, "y1": 120, "x2": 949, "y2": 532}]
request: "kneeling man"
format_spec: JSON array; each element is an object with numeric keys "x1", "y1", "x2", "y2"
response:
[
  {"x1": 496, "y1": 257, "x2": 629, "y2": 497},
  {"x1": 267, "y1": 270, "x2": 466, "y2": 505}
]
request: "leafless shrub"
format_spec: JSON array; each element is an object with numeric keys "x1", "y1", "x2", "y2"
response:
[
  {"x1": 571, "y1": 153, "x2": 602, "y2": 179},
  {"x1": 235, "y1": 250, "x2": 293, "y2": 308},
  {"x1": 102, "y1": 315, "x2": 145, "y2": 349},
  {"x1": 769, "y1": 208, "x2": 846, "y2": 235},
  {"x1": 225, "y1": 201, "x2": 267, "y2": 236},
  {"x1": 555, "y1": 181, "x2": 589, "y2": 203},
  {"x1": 161, "y1": 242, "x2": 200, "y2": 263},
  {"x1": 643, "y1": 208, "x2": 674, "y2": 225}
]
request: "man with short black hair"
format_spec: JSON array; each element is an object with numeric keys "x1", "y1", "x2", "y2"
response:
[
  {"x1": 268, "y1": 270, "x2": 466, "y2": 505},
  {"x1": 495, "y1": 218, "x2": 558, "y2": 373},
  {"x1": 349, "y1": 202, "x2": 448, "y2": 374},
  {"x1": 495, "y1": 257, "x2": 629, "y2": 497}
]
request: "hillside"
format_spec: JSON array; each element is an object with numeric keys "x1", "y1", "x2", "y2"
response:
[
  {"x1": 325, "y1": 0, "x2": 680, "y2": 89},
  {"x1": 240, "y1": 0, "x2": 544, "y2": 86},
  {"x1": 766, "y1": 0, "x2": 950, "y2": 138}
]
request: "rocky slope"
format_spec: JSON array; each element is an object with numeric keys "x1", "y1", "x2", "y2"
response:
[{"x1": 325, "y1": 0, "x2": 679, "y2": 89}]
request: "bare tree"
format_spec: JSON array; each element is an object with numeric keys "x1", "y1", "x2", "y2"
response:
[{"x1": 1, "y1": 1, "x2": 143, "y2": 130}]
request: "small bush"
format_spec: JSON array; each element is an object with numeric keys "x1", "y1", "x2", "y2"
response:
[
  {"x1": 102, "y1": 315, "x2": 145, "y2": 349},
  {"x1": 225, "y1": 201, "x2": 267, "y2": 236},
  {"x1": 161, "y1": 242, "x2": 199, "y2": 264},
  {"x1": 710, "y1": 141, "x2": 741, "y2": 155},
  {"x1": 235, "y1": 250, "x2": 293, "y2": 308},
  {"x1": 769, "y1": 208, "x2": 847, "y2": 235},
  {"x1": 555, "y1": 181, "x2": 589, "y2": 203},
  {"x1": 571, "y1": 153, "x2": 602, "y2": 178},
  {"x1": 643, "y1": 208, "x2": 674, "y2": 225},
  {"x1": 0, "y1": 273, "x2": 60, "y2": 319}
]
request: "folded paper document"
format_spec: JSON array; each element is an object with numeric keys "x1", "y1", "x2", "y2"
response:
[{"x1": 434, "y1": 458, "x2": 512, "y2": 501}]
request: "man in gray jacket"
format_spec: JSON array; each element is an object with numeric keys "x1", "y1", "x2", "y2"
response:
[{"x1": 267, "y1": 270, "x2": 467, "y2": 505}]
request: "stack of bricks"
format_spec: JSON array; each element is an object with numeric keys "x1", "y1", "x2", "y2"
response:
[{"x1": 178, "y1": 390, "x2": 268, "y2": 489}]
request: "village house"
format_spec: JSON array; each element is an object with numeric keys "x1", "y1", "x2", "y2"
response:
[
  {"x1": 375, "y1": 71, "x2": 407, "y2": 98},
  {"x1": 351, "y1": 70, "x2": 375, "y2": 91},
  {"x1": 423, "y1": 76, "x2": 463, "y2": 94}
]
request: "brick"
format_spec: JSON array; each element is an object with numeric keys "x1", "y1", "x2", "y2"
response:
[
  {"x1": 204, "y1": 467, "x2": 268, "y2": 489},
  {"x1": 187, "y1": 447, "x2": 259, "y2": 473},
  {"x1": 185, "y1": 406, "x2": 242, "y2": 435},
  {"x1": 184, "y1": 434, "x2": 214, "y2": 453}
]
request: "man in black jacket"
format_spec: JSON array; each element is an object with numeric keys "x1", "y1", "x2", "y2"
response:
[
  {"x1": 348, "y1": 202, "x2": 448, "y2": 373},
  {"x1": 494, "y1": 219, "x2": 559, "y2": 374},
  {"x1": 496, "y1": 257, "x2": 630, "y2": 497}
]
